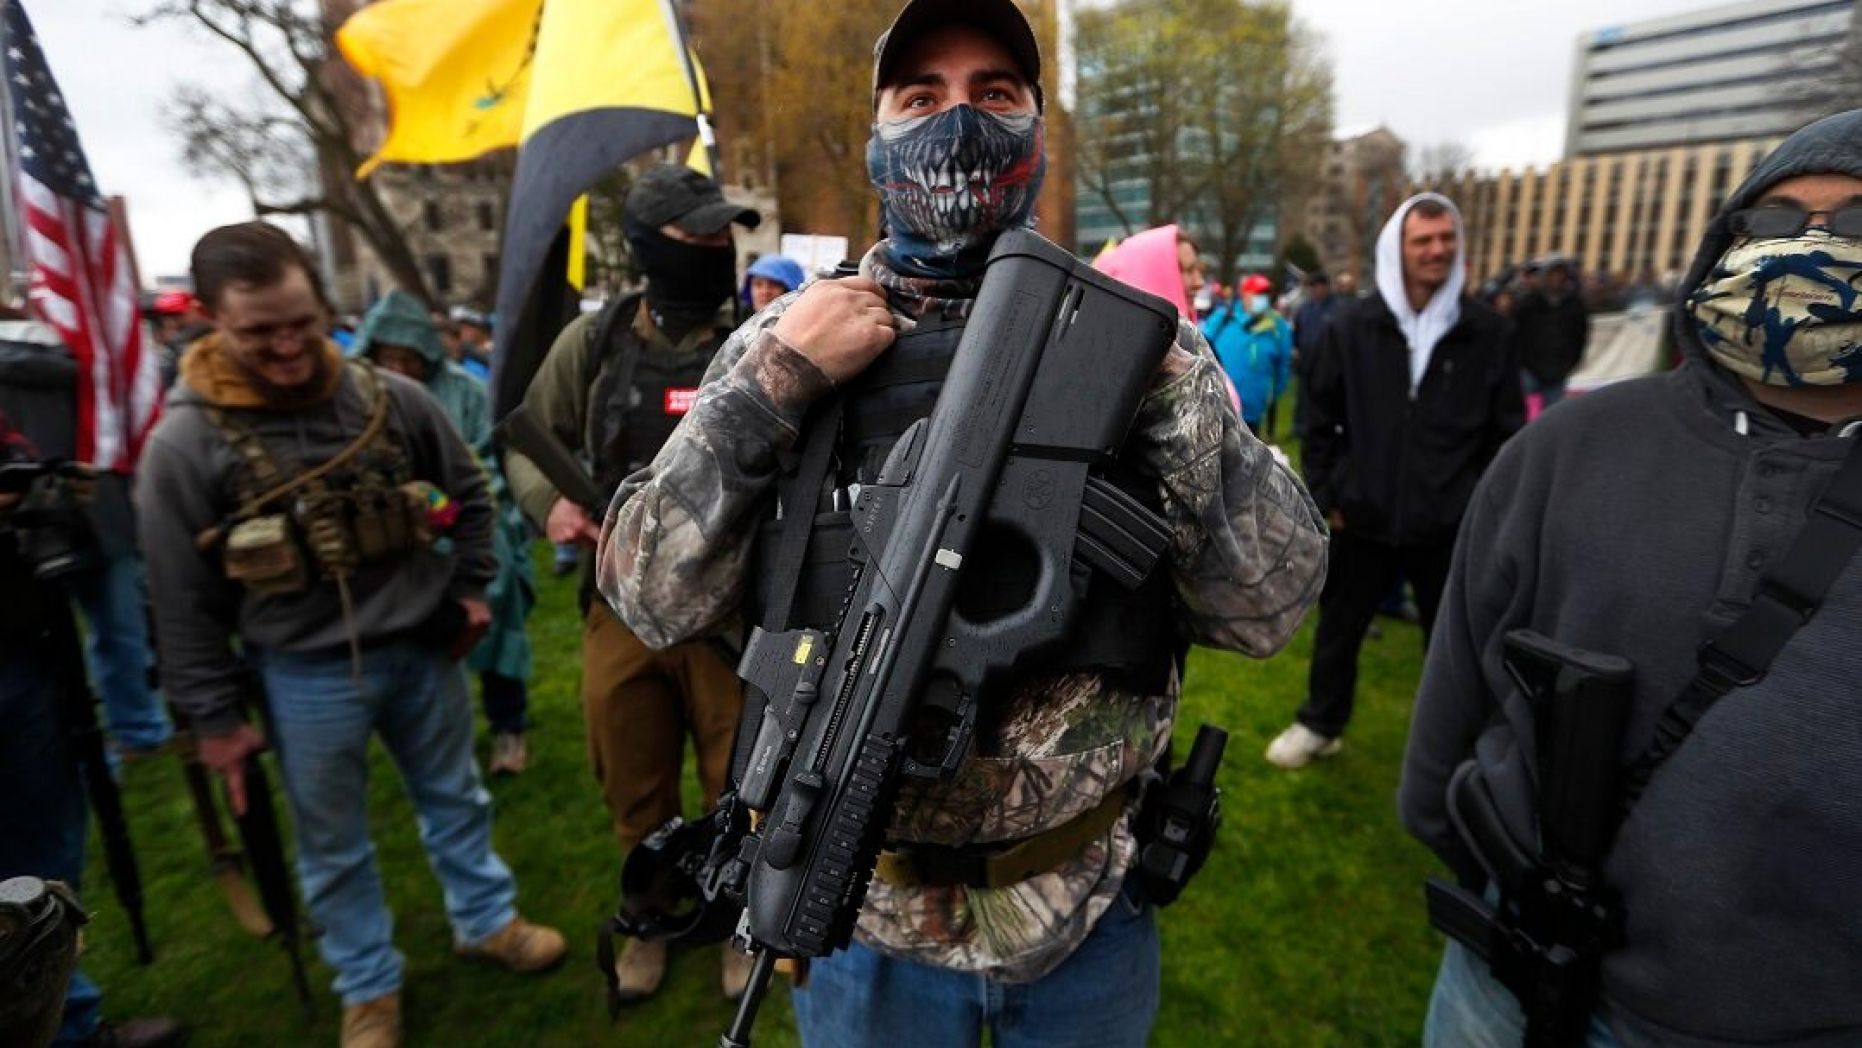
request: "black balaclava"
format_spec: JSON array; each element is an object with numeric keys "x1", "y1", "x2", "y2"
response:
[{"x1": 624, "y1": 214, "x2": 737, "y2": 338}]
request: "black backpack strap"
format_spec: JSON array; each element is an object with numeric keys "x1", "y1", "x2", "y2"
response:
[
  {"x1": 1621, "y1": 429, "x2": 1862, "y2": 811},
  {"x1": 725, "y1": 394, "x2": 845, "y2": 784}
]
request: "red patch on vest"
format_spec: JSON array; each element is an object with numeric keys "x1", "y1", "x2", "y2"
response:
[{"x1": 663, "y1": 387, "x2": 699, "y2": 416}]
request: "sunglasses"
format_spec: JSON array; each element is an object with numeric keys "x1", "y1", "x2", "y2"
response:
[{"x1": 1729, "y1": 206, "x2": 1862, "y2": 238}]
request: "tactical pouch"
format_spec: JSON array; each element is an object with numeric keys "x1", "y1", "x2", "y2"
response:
[{"x1": 223, "y1": 514, "x2": 308, "y2": 596}]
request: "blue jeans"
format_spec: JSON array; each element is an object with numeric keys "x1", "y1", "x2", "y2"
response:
[
  {"x1": 791, "y1": 878, "x2": 1159, "y2": 1047},
  {"x1": 71, "y1": 552, "x2": 171, "y2": 752},
  {"x1": 1424, "y1": 941, "x2": 1621, "y2": 1047},
  {"x1": 257, "y1": 641, "x2": 518, "y2": 1006},
  {"x1": 0, "y1": 642, "x2": 103, "y2": 1044}
]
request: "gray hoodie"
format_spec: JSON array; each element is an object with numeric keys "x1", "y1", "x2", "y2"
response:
[
  {"x1": 136, "y1": 356, "x2": 496, "y2": 734},
  {"x1": 1399, "y1": 109, "x2": 1862, "y2": 1046}
]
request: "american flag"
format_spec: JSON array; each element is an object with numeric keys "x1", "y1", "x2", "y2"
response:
[{"x1": 5, "y1": 0, "x2": 158, "y2": 472}]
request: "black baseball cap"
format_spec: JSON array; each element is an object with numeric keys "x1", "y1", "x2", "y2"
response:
[
  {"x1": 624, "y1": 165, "x2": 761, "y2": 236},
  {"x1": 873, "y1": 0, "x2": 1044, "y2": 111}
]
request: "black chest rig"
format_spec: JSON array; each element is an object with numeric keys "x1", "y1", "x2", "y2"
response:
[
  {"x1": 749, "y1": 317, "x2": 1178, "y2": 696},
  {"x1": 586, "y1": 295, "x2": 725, "y2": 500},
  {"x1": 201, "y1": 361, "x2": 436, "y2": 599}
]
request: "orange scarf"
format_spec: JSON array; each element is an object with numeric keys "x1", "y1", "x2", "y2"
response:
[{"x1": 179, "y1": 332, "x2": 345, "y2": 409}]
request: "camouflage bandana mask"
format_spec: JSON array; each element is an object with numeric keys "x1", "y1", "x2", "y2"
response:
[
  {"x1": 867, "y1": 105, "x2": 1046, "y2": 280},
  {"x1": 1688, "y1": 229, "x2": 1862, "y2": 386}
]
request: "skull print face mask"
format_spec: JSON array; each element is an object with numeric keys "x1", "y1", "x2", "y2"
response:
[{"x1": 866, "y1": 104, "x2": 1046, "y2": 280}]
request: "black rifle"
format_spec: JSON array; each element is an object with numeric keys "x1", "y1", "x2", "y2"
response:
[
  {"x1": 713, "y1": 230, "x2": 1179, "y2": 1047},
  {"x1": 168, "y1": 705, "x2": 275, "y2": 938},
  {"x1": 1425, "y1": 630, "x2": 1634, "y2": 1047},
  {"x1": 233, "y1": 678, "x2": 316, "y2": 1016},
  {"x1": 494, "y1": 403, "x2": 606, "y2": 517}
]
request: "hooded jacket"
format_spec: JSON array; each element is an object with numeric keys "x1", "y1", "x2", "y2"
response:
[
  {"x1": 1399, "y1": 109, "x2": 1862, "y2": 1046},
  {"x1": 1201, "y1": 299, "x2": 1291, "y2": 427},
  {"x1": 136, "y1": 336, "x2": 497, "y2": 733},
  {"x1": 1302, "y1": 200, "x2": 1521, "y2": 547}
]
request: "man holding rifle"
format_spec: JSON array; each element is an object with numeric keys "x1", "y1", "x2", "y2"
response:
[
  {"x1": 599, "y1": 2, "x2": 1326, "y2": 1042},
  {"x1": 137, "y1": 223, "x2": 564, "y2": 1048},
  {"x1": 1401, "y1": 110, "x2": 1862, "y2": 1044}
]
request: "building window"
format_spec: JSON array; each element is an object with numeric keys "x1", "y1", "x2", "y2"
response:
[
  {"x1": 424, "y1": 200, "x2": 444, "y2": 232},
  {"x1": 477, "y1": 201, "x2": 497, "y2": 232},
  {"x1": 427, "y1": 255, "x2": 453, "y2": 296},
  {"x1": 483, "y1": 253, "x2": 500, "y2": 284}
]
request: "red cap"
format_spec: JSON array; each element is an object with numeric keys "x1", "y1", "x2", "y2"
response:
[
  {"x1": 1241, "y1": 274, "x2": 1272, "y2": 295},
  {"x1": 152, "y1": 290, "x2": 196, "y2": 315}
]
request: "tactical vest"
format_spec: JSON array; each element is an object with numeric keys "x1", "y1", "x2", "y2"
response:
[
  {"x1": 202, "y1": 360, "x2": 438, "y2": 598},
  {"x1": 585, "y1": 294, "x2": 727, "y2": 500},
  {"x1": 749, "y1": 317, "x2": 1179, "y2": 695}
]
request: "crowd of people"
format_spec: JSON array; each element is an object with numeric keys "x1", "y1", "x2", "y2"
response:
[{"x1": 4, "y1": 1, "x2": 1861, "y2": 1046}]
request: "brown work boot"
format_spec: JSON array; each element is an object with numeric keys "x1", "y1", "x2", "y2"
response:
[
  {"x1": 613, "y1": 937, "x2": 668, "y2": 1003},
  {"x1": 488, "y1": 732, "x2": 528, "y2": 776},
  {"x1": 79, "y1": 1017, "x2": 187, "y2": 1048},
  {"x1": 340, "y1": 993, "x2": 401, "y2": 1048},
  {"x1": 721, "y1": 944, "x2": 754, "y2": 1001},
  {"x1": 456, "y1": 916, "x2": 566, "y2": 973}
]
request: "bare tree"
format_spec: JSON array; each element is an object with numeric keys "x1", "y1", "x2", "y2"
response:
[
  {"x1": 1073, "y1": 0, "x2": 1333, "y2": 284},
  {"x1": 136, "y1": 0, "x2": 433, "y2": 301},
  {"x1": 1410, "y1": 140, "x2": 1474, "y2": 192},
  {"x1": 1073, "y1": 1, "x2": 1205, "y2": 238}
]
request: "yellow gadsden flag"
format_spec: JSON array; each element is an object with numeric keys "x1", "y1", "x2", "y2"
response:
[
  {"x1": 335, "y1": 0, "x2": 543, "y2": 177},
  {"x1": 489, "y1": 0, "x2": 715, "y2": 416}
]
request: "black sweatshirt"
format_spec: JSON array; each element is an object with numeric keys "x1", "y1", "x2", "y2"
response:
[{"x1": 1400, "y1": 109, "x2": 1862, "y2": 1045}]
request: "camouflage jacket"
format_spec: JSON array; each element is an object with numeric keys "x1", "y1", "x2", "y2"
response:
[{"x1": 598, "y1": 285, "x2": 1328, "y2": 982}]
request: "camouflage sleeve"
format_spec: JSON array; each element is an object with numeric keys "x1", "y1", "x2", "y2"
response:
[
  {"x1": 597, "y1": 295, "x2": 834, "y2": 649},
  {"x1": 1130, "y1": 319, "x2": 1328, "y2": 656}
]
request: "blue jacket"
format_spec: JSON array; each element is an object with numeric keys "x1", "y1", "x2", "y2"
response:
[{"x1": 1201, "y1": 303, "x2": 1292, "y2": 426}]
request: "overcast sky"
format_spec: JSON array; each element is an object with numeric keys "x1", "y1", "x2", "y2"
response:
[{"x1": 38, "y1": 0, "x2": 1726, "y2": 284}]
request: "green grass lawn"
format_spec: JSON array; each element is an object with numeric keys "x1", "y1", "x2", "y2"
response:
[{"x1": 81, "y1": 541, "x2": 1446, "y2": 1046}]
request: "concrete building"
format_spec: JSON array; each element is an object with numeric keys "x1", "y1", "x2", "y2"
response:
[
  {"x1": 1443, "y1": 137, "x2": 1780, "y2": 284},
  {"x1": 1298, "y1": 127, "x2": 1407, "y2": 283},
  {"x1": 1566, "y1": 0, "x2": 1855, "y2": 156}
]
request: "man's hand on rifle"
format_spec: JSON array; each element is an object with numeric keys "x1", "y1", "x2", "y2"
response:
[
  {"x1": 772, "y1": 277, "x2": 897, "y2": 384},
  {"x1": 546, "y1": 497, "x2": 601, "y2": 547},
  {"x1": 199, "y1": 722, "x2": 267, "y2": 817}
]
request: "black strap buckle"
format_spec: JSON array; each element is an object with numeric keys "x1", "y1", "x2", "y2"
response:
[{"x1": 1694, "y1": 639, "x2": 1763, "y2": 693}]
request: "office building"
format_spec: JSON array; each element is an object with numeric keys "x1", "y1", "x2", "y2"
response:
[{"x1": 1566, "y1": 0, "x2": 1855, "y2": 156}]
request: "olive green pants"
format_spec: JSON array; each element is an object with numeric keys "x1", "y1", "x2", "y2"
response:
[{"x1": 581, "y1": 604, "x2": 742, "y2": 853}]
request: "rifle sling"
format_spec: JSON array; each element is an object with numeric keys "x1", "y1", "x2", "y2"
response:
[
  {"x1": 1620, "y1": 428, "x2": 1862, "y2": 812},
  {"x1": 726, "y1": 395, "x2": 846, "y2": 785}
]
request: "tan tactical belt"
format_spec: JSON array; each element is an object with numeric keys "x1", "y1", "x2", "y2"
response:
[{"x1": 874, "y1": 789, "x2": 1128, "y2": 891}]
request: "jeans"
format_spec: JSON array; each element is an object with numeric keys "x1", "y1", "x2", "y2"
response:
[
  {"x1": 1424, "y1": 941, "x2": 1621, "y2": 1047},
  {"x1": 791, "y1": 878, "x2": 1159, "y2": 1047},
  {"x1": 71, "y1": 553, "x2": 171, "y2": 752},
  {"x1": 256, "y1": 640, "x2": 518, "y2": 1006},
  {"x1": 0, "y1": 642, "x2": 103, "y2": 1044}
]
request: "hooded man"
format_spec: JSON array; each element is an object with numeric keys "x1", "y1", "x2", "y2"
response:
[
  {"x1": 135, "y1": 223, "x2": 564, "y2": 1048},
  {"x1": 1203, "y1": 273, "x2": 1293, "y2": 437},
  {"x1": 1401, "y1": 109, "x2": 1862, "y2": 1047},
  {"x1": 503, "y1": 164, "x2": 759, "y2": 1003},
  {"x1": 743, "y1": 254, "x2": 808, "y2": 314},
  {"x1": 1266, "y1": 192, "x2": 1522, "y2": 770},
  {"x1": 596, "y1": 1, "x2": 1327, "y2": 1042},
  {"x1": 354, "y1": 291, "x2": 537, "y2": 775}
]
